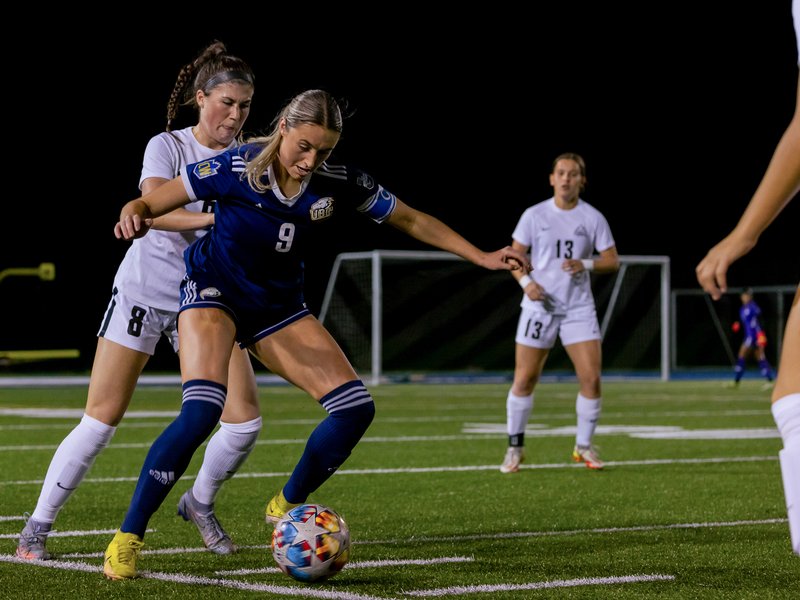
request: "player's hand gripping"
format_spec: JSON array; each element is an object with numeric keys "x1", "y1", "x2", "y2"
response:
[
  {"x1": 115, "y1": 200, "x2": 155, "y2": 241},
  {"x1": 480, "y1": 246, "x2": 532, "y2": 272}
]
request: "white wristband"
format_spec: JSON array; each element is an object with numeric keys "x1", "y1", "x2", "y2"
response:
[
  {"x1": 518, "y1": 274, "x2": 533, "y2": 289},
  {"x1": 581, "y1": 259, "x2": 594, "y2": 271}
]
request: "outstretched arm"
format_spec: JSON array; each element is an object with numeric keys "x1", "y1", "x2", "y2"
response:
[
  {"x1": 386, "y1": 199, "x2": 531, "y2": 272},
  {"x1": 696, "y1": 79, "x2": 800, "y2": 300},
  {"x1": 115, "y1": 176, "x2": 193, "y2": 240},
  {"x1": 141, "y1": 176, "x2": 214, "y2": 232}
]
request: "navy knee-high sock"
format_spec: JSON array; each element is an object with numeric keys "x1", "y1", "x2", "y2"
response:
[
  {"x1": 283, "y1": 380, "x2": 375, "y2": 503},
  {"x1": 121, "y1": 380, "x2": 225, "y2": 536}
]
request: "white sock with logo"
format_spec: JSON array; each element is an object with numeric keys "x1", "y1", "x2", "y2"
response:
[{"x1": 31, "y1": 414, "x2": 115, "y2": 524}]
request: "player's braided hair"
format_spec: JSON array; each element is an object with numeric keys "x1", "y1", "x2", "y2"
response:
[{"x1": 165, "y1": 40, "x2": 255, "y2": 132}]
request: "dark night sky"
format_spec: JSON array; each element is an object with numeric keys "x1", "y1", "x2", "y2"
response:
[{"x1": 2, "y1": 5, "x2": 798, "y2": 365}]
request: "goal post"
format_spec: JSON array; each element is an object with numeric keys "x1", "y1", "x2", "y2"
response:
[
  {"x1": 599, "y1": 255, "x2": 671, "y2": 381},
  {"x1": 319, "y1": 250, "x2": 670, "y2": 385}
]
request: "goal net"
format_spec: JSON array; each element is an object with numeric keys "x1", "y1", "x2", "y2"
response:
[{"x1": 318, "y1": 251, "x2": 670, "y2": 384}]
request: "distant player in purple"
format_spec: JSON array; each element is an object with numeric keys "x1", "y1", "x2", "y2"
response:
[{"x1": 730, "y1": 287, "x2": 774, "y2": 387}]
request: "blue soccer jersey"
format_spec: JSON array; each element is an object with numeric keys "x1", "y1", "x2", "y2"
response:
[
  {"x1": 179, "y1": 144, "x2": 396, "y2": 319},
  {"x1": 740, "y1": 299, "x2": 765, "y2": 346}
]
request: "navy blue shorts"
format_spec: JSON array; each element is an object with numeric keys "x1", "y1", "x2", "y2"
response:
[{"x1": 179, "y1": 276, "x2": 310, "y2": 348}]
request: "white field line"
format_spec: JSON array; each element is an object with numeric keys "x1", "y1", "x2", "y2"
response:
[
  {"x1": 403, "y1": 574, "x2": 676, "y2": 596},
  {"x1": 461, "y1": 423, "x2": 781, "y2": 440},
  {"x1": 353, "y1": 518, "x2": 788, "y2": 546},
  {"x1": 3, "y1": 517, "x2": 781, "y2": 551},
  {"x1": 0, "y1": 528, "x2": 154, "y2": 541},
  {"x1": 0, "y1": 455, "x2": 778, "y2": 488},
  {"x1": 216, "y1": 555, "x2": 476, "y2": 576},
  {"x1": 0, "y1": 420, "x2": 782, "y2": 453}
]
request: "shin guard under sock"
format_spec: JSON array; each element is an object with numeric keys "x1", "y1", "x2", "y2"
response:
[
  {"x1": 283, "y1": 380, "x2": 374, "y2": 503},
  {"x1": 121, "y1": 380, "x2": 225, "y2": 536}
]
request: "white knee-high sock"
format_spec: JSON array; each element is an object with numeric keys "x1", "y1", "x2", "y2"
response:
[
  {"x1": 506, "y1": 391, "x2": 533, "y2": 444},
  {"x1": 575, "y1": 394, "x2": 602, "y2": 448},
  {"x1": 771, "y1": 393, "x2": 800, "y2": 555},
  {"x1": 192, "y1": 416, "x2": 262, "y2": 506},
  {"x1": 31, "y1": 414, "x2": 115, "y2": 524}
]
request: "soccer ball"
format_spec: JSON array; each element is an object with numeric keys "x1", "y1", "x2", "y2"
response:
[{"x1": 271, "y1": 503, "x2": 351, "y2": 583}]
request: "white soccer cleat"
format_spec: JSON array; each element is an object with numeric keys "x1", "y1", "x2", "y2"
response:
[
  {"x1": 572, "y1": 445, "x2": 604, "y2": 470},
  {"x1": 500, "y1": 446, "x2": 525, "y2": 473},
  {"x1": 16, "y1": 514, "x2": 51, "y2": 560},
  {"x1": 177, "y1": 488, "x2": 237, "y2": 555}
]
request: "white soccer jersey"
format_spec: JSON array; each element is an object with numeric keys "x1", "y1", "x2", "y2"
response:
[
  {"x1": 512, "y1": 197, "x2": 615, "y2": 316},
  {"x1": 112, "y1": 127, "x2": 236, "y2": 310}
]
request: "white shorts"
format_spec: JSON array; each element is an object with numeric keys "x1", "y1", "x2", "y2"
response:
[
  {"x1": 96, "y1": 287, "x2": 179, "y2": 355},
  {"x1": 515, "y1": 306, "x2": 601, "y2": 349}
]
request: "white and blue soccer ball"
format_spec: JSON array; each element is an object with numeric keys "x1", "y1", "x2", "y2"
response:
[{"x1": 271, "y1": 503, "x2": 351, "y2": 583}]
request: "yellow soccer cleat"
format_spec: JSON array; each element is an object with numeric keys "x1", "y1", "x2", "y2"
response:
[
  {"x1": 265, "y1": 489, "x2": 301, "y2": 524},
  {"x1": 103, "y1": 530, "x2": 144, "y2": 580}
]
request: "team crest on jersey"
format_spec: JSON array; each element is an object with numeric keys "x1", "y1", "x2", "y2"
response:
[
  {"x1": 193, "y1": 159, "x2": 222, "y2": 179},
  {"x1": 574, "y1": 225, "x2": 589, "y2": 238},
  {"x1": 200, "y1": 287, "x2": 222, "y2": 299},
  {"x1": 310, "y1": 197, "x2": 334, "y2": 221},
  {"x1": 356, "y1": 172, "x2": 375, "y2": 190}
]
